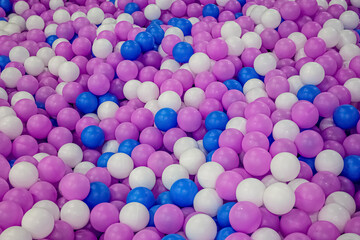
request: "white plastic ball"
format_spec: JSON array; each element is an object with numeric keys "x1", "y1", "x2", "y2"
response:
[
  {"x1": 318, "y1": 27, "x2": 340, "y2": 48},
  {"x1": 344, "y1": 78, "x2": 360, "y2": 102},
  {"x1": 329, "y1": 0, "x2": 348, "y2": 9},
  {"x1": 144, "y1": 99, "x2": 160, "y2": 116},
  {"x1": 1, "y1": 67, "x2": 22, "y2": 88},
  {"x1": 0, "y1": 115, "x2": 23, "y2": 140},
  {"x1": 340, "y1": 44, "x2": 360, "y2": 62},
  {"x1": 3, "y1": 23, "x2": 21, "y2": 34},
  {"x1": 116, "y1": 13, "x2": 134, "y2": 24},
  {"x1": 261, "y1": 8, "x2": 281, "y2": 28},
  {"x1": 251, "y1": 227, "x2": 281, "y2": 240},
  {"x1": 275, "y1": 92, "x2": 298, "y2": 110},
  {"x1": 193, "y1": 188, "x2": 223, "y2": 217},
  {"x1": 184, "y1": 87, "x2": 205, "y2": 109},
  {"x1": 57, "y1": 82, "x2": 67, "y2": 95},
  {"x1": 97, "y1": 101, "x2": 119, "y2": 120},
  {"x1": 288, "y1": 178, "x2": 308, "y2": 191},
  {"x1": 156, "y1": 0, "x2": 173, "y2": 10},
  {"x1": 326, "y1": 191, "x2": 356, "y2": 215},
  {"x1": 288, "y1": 75, "x2": 304, "y2": 94},
  {"x1": 14, "y1": 1, "x2": 29, "y2": 15},
  {"x1": 197, "y1": 162, "x2": 225, "y2": 189},
  {"x1": 48, "y1": 56, "x2": 67, "y2": 76},
  {"x1": 36, "y1": 47, "x2": 55, "y2": 66},
  {"x1": 9, "y1": 161, "x2": 38, "y2": 189},
  {"x1": 137, "y1": 81, "x2": 160, "y2": 103},
  {"x1": 189, "y1": 52, "x2": 211, "y2": 74},
  {"x1": 144, "y1": 4, "x2": 161, "y2": 20},
  {"x1": 24, "y1": 56, "x2": 44, "y2": 76},
  {"x1": 8, "y1": 15, "x2": 26, "y2": 31},
  {"x1": 53, "y1": 9, "x2": 70, "y2": 24},
  {"x1": 33, "y1": 153, "x2": 49, "y2": 162},
  {"x1": 162, "y1": 164, "x2": 190, "y2": 190},
  {"x1": 33, "y1": 200, "x2": 60, "y2": 220},
  {"x1": 245, "y1": 4, "x2": 257, "y2": 16},
  {"x1": 323, "y1": 19, "x2": 344, "y2": 32},
  {"x1": 236, "y1": 178, "x2": 266, "y2": 207},
  {"x1": 179, "y1": 148, "x2": 206, "y2": 175},
  {"x1": 245, "y1": 88, "x2": 268, "y2": 103},
  {"x1": 160, "y1": 59, "x2": 180, "y2": 72},
  {"x1": 254, "y1": 23, "x2": 265, "y2": 34},
  {"x1": 58, "y1": 143, "x2": 83, "y2": 168},
  {"x1": 73, "y1": 161, "x2": 96, "y2": 175},
  {"x1": 262, "y1": 175, "x2": 280, "y2": 187},
  {"x1": 49, "y1": 0, "x2": 64, "y2": 10},
  {"x1": 350, "y1": 0, "x2": 360, "y2": 7},
  {"x1": 216, "y1": 0, "x2": 230, "y2": 6},
  {"x1": 84, "y1": 113, "x2": 100, "y2": 122},
  {"x1": 188, "y1": 17, "x2": 199, "y2": 25},
  {"x1": 294, "y1": 48, "x2": 307, "y2": 62},
  {"x1": 107, "y1": 153, "x2": 134, "y2": 179},
  {"x1": 250, "y1": 5, "x2": 268, "y2": 24},
  {"x1": 318, "y1": 203, "x2": 350, "y2": 232},
  {"x1": 271, "y1": 152, "x2": 301, "y2": 182},
  {"x1": 263, "y1": 182, "x2": 295, "y2": 215},
  {"x1": 337, "y1": 30, "x2": 357, "y2": 49},
  {"x1": 0, "y1": 88, "x2": 8, "y2": 101},
  {"x1": 317, "y1": 0, "x2": 329, "y2": 9},
  {"x1": 254, "y1": 53, "x2": 277, "y2": 76},
  {"x1": 60, "y1": 200, "x2": 90, "y2": 229},
  {"x1": 242, "y1": 31, "x2": 262, "y2": 49},
  {"x1": 226, "y1": 117, "x2": 247, "y2": 134},
  {"x1": 243, "y1": 79, "x2": 264, "y2": 95},
  {"x1": 10, "y1": 91, "x2": 34, "y2": 106},
  {"x1": 129, "y1": 166, "x2": 156, "y2": 190},
  {"x1": 300, "y1": 62, "x2": 325, "y2": 85},
  {"x1": 0, "y1": 227, "x2": 32, "y2": 240},
  {"x1": 58, "y1": 61, "x2": 80, "y2": 82},
  {"x1": 123, "y1": 80, "x2": 141, "y2": 100},
  {"x1": 71, "y1": 11, "x2": 87, "y2": 21},
  {"x1": 44, "y1": 24, "x2": 58, "y2": 37},
  {"x1": 102, "y1": 140, "x2": 120, "y2": 153},
  {"x1": 288, "y1": 32, "x2": 307, "y2": 51},
  {"x1": 173, "y1": 137, "x2": 198, "y2": 159},
  {"x1": 319, "y1": 117, "x2": 335, "y2": 131},
  {"x1": 158, "y1": 91, "x2": 182, "y2": 112},
  {"x1": 315, "y1": 150, "x2": 344, "y2": 176},
  {"x1": 226, "y1": 36, "x2": 244, "y2": 56},
  {"x1": 119, "y1": 202, "x2": 149, "y2": 232},
  {"x1": 92, "y1": 39, "x2": 113, "y2": 59},
  {"x1": 337, "y1": 233, "x2": 360, "y2": 240},
  {"x1": 221, "y1": 21, "x2": 242, "y2": 39},
  {"x1": 25, "y1": 15, "x2": 45, "y2": 30},
  {"x1": 272, "y1": 120, "x2": 300, "y2": 141},
  {"x1": 185, "y1": 213, "x2": 217, "y2": 240},
  {"x1": 9, "y1": 46, "x2": 29, "y2": 63},
  {"x1": 86, "y1": 7, "x2": 104, "y2": 25},
  {"x1": 164, "y1": 27, "x2": 184, "y2": 40}
]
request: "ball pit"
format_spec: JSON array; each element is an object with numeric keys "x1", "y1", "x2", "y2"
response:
[{"x1": 0, "y1": 0, "x2": 359, "y2": 239}]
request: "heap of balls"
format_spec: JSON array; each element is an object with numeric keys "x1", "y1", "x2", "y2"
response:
[{"x1": 0, "y1": 0, "x2": 360, "y2": 239}]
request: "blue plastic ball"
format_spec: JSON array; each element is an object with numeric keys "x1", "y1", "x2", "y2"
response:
[
  {"x1": 156, "y1": 191, "x2": 173, "y2": 205},
  {"x1": 124, "y1": 2, "x2": 140, "y2": 14},
  {"x1": 205, "y1": 111, "x2": 229, "y2": 131},
  {"x1": 98, "y1": 93, "x2": 119, "y2": 105},
  {"x1": 202, "y1": 4, "x2": 220, "y2": 18},
  {"x1": 172, "y1": 42, "x2": 194, "y2": 63},
  {"x1": 154, "y1": 108, "x2": 178, "y2": 132},
  {"x1": 297, "y1": 85, "x2": 321, "y2": 103},
  {"x1": 162, "y1": 234, "x2": 186, "y2": 240},
  {"x1": 118, "y1": 139, "x2": 140, "y2": 156},
  {"x1": 170, "y1": 178, "x2": 198, "y2": 207},
  {"x1": 9, "y1": 159, "x2": 15, "y2": 168},
  {"x1": 76, "y1": 92, "x2": 98, "y2": 114},
  {"x1": 97, "y1": 152, "x2": 114, "y2": 167},
  {"x1": 206, "y1": 150, "x2": 215, "y2": 162},
  {"x1": 216, "y1": 227, "x2": 236, "y2": 240},
  {"x1": 81, "y1": 125, "x2": 105, "y2": 149},
  {"x1": 126, "y1": 187, "x2": 155, "y2": 209},
  {"x1": 148, "y1": 205, "x2": 161, "y2": 227},
  {"x1": 0, "y1": 55, "x2": 10, "y2": 70},
  {"x1": 217, "y1": 202, "x2": 236, "y2": 228},
  {"x1": 83, "y1": 182, "x2": 111, "y2": 209},
  {"x1": 167, "y1": 18, "x2": 179, "y2": 26},
  {"x1": 237, "y1": 0, "x2": 246, "y2": 6},
  {"x1": 151, "y1": 19, "x2": 163, "y2": 25},
  {"x1": 333, "y1": 104, "x2": 360, "y2": 130},
  {"x1": 46, "y1": 35, "x2": 58, "y2": 46},
  {"x1": 237, "y1": 67, "x2": 260, "y2": 85},
  {"x1": 174, "y1": 18, "x2": 192, "y2": 36},
  {"x1": 0, "y1": 0, "x2": 12, "y2": 14},
  {"x1": 235, "y1": 12, "x2": 243, "y2": 18},
  {"x1": 203, "y1": 129, "x2": 222, "y2": 152},
  {"x1": 223, "y1": 79, "x2": 243, "y2": 92},
  {"x1": 298, "y1": 156, "x2": 316, "y2": 174},
  {"x1": 121, "y1": 40, "x2": 142, "y2": 60},
  {"x1": 146, "y1": 24, "x2": 165, "y2": 45},
  {"x1": 135, "y1": 31, "x2": 155, "y2": 52},
  {"x1": 342, "y1": 155, "x2": 360, "y2": 182},
  {"x1": 0, "y1": 17, "x2": 6, "y2": 21}
]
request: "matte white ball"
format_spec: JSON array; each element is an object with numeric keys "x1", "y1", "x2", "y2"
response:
[
  {"x1": 185, "y1": 213, "x2": 217, "y2": 240},
  {"x1": 53, "y1": 9, "x2": 71, "y2": 24},
  {"x1": 350, "y1": 0, "x2": 360, "y2": 7},
  {"x1": 226, "y1": 117, "x2": 247, "y2": 135},
  {"x1": 33, "y1": 153, "x2": 49, "y2": 162},
  {"x1": 160, "y1": 59, "x2": 180, "y2": 72},
  {"x1": 0, "y1": 88, "x2": 8, "y2": 101},
  {"x1": 189, "y1": 52, "x2": 211, "y2": 74},
  {"x1": 324, "y1": 19, "x2": 344, "y2": 33},
  {"x1": 162, "y1": 164, "x2": 189, "y2": 190},
  {"x1": 254, "y1": 53, "x2": 277, "y2": 76},
  {"x1": 48, "y1": 56, "x2": 67, "y2": 76},
  {"x1": 24, "y1": 56, "x2": 44, "y2": 76},
  {"x1": 243, "y1": 78, "x2": 264, "y2": 95},
  {"x1": 144, "y1": 99, "x2": 160, "y2": 116},
  {"x1": 318, "y1": 27, "x2": 340, "y2": 48},
  {"x1": 221, "y1": 21, "x2": 241, "y2": 39},
  {"x1": 184, "y1": 87, "x2": 205, "y2": 109},
  {"x1": 261, "y1": 9, "x2": 281, "y2": 28},
  {"x1": 58, "y1": 61, "x2": 80, "y2": 82},
  {"x1": 271, "y1": 152, "x2": 300, "y2": 182},
  {"x1": 8, "y1": 15, "x2": 26, "y2": 31},
  {"x1": 288, "y1": 178, "x2": 308, "y2": 191},
  {"x1": 339, "y1": 10, "x2": 359, "y2": 29},
  {"x1": 116, "y1": 13, "x2": 134, "y2": 24},
  {"x1": 156, "y1": 0, "x2": 173, "y2": 10},
  {"x1": 326, "y1": 191, "x2": 356, "y2": 215},
  {"x1": 119, "y1": 202, "x2": 149, "y2": 232},
  {"x1": 25, "y1": 15, "x2": 45, "y2": 30},
  {"x1": 49, "y1": 0, "x2": 64, "y2": 10},
  {"x1": 60, "y1": 200, "x2": 90, "y2": 229},
  {"x1": 273, "y1": 120, "x2": 300, "y2": 141},
  {"x1": 216, "y1": 0, "x2": 230, "y2": 6},
  {"x1": 0, "y1": 106, "x2": 15, "y2": 119},
  {"x1": 236, "y1": 178, "x2": 266, "y2": 207},
  {"x1": 129, "y1": 166, "x2": 156, "y2": 190},
  {"x1": 10, "y1": 91, "x2": 34, "y2": 106},
  {"x1": 300, "y1": 62, "x2": 325, "y2": 85},
  {"x1": 329, "y1": 0, "x2": 348, "y2": 9},
  {"x1": 1, "y1": 67, "x2": 22, "y2": 88},
  {"x1": 275, "y1": 92, "x2": 298, "y2": 110},
  {"x1": 36, "y1": 47, "x2": 55, "y2": 66},
  {"x1": 263, "y1": 182, "x2": 295, "y2": 215},
  {"x1": 337, "y1": 30, "x2": 357, "y2": 49},
  {"x1": 71, "y1": 11, "x2": 87, "y2": 21},
  {"x1": 107, "y1": 153, "x2": 134, "y2": 179},
  {"x1": 262, "y1": 175, "x2": 279, "y2": 187},
  {"x1": 0, "y1": 227, "x2": 32, "y2": 240},
  {"x1": 33, "y1": 200, "x2": 60, "y2": 220},
  {"x1": 164, "y1": 27, "x2": 184, "y2": 40},
  {"x1": 315, "y1": 150, "x2": 344, "y2": 176},
  {"x1": 288, "y1": 32, "x2": 307, "y2": 51},
  {"x1": 318, "y1": 203, "x2": 350, "y2": 232},
  {"x1": 197, "y1": 162, "x2": 225, "y2": 189},
  {"x1": 144, "y1": 4, "x2": 161, "y2": 20},
  {"x1": 340, "y1": 44, "x2": 360, "y2": 62},
  {"x1": 158, "y1": 91, "x2": 182, "y2": 112},
  {"x1": 0, "y1": 115, "x2": 23, "y2": 140},
  {"x1": 123, "y1": 80, "x2": 141, "y2": 100},
  {"x1": 179, "y1": 148, "x2": 206, "y2": 175},
  {"x1": 344, "y1": 78, "x2": 360, "y2": 102},
  {"x1": 58, "y1": 143, "x2": 83, "y2": 168},
  {"x1": 193, "y1": 188, "x2": 223, "y2": 217},
  {"x1": 14, "y1": 1, "x2": 29, "y2": 15},
  {"x1": 337, "y1": 233, "x2": 360, "y2": 240},
  {"x1": 87, "y1": 7, "x2": 105, "y2": 25},
  {"x1": 173, "y1": 137, "x2": 198, "y2": 159},
  {"x1": 92, "y1": 39, "x2": 113, "y2": 59},
  {"x1": 9, "y1": 161, "x2": 38, "y2": 189},
  {"x1": 245, "y1": 88, "x2": 268, "y2": 103},
  {"x1": 102, "y1": 140, "x2": 120, "y2": 153},
  {"x1": 97, "y1": 101, "x2": 119, "y2": 120},
  {"x1": 137, "y1": 81, "x2": 159, "y2": 103},
  {"x1": 226, "y1": 36, "x2": 244, "y2": 56},
  {"x1": 251, "y1": 227, "x2": 281, "y2": 240},
  {"x1": 288, "y1": 75, "x2": 304, "y2": 94},
  {"x1": 73, "y1": 161, "x2": 96, "y2": 175},
  {"x1": 242, "y1": 31, "x2": 262, "y2": 49},
  {"x1": 9, "y1": 46, "x2": 29, "y2": 63}
]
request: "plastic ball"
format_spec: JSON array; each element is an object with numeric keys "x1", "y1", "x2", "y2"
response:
[
  {"x1": 129, "y1": 166, "x2": 156, "y2": 190},
  {"x1": 60, "y1": 200, "x2": 90, "y2": 230},
  {"x1": 144, "y1": 4, "x2": 161, "y2": 20},
  {"x1": 81, "y1": 125, "x2": 105, "y2": 149},
  {"x1": 205, "y1": 111, "x2": 229, "y2": 131},
  {"x1": 90, "y1": 203, "x2": 119, "y2": 233},
  {"x1": 58, "y1": 143, "x2": 83, "y2": 168},
  {"x1": 170, "y1": 178, "x2": 198, "y2": 207},
  {"x1": 326, "y1": 191, "x2": 356, "y2": 215},
  {"x1": 0, "y1": 226, "x2": 32, "y2": 240},
  {"x1": 333, "y1": 104, "x2": 360, "y2": 130},
  {"x1": 185, "y1": 213, "x2": 218, "y2": 240},
  {"x1": 119, "y1": 202, "x2": 149, "y2": 232},
  {"x1": 9, "y1": 161, "x2": 38, "y2": 189},
  {"x1": 162, "y1": 164, "x2": 189, "y2": 190},
  {"x1": 342, "y1": 155, "x2": 360, "y2": 182},
  {"x1": 271, "y1": 152, "x2": 300, "y2": 182},
  {"x1": 76, "y1": 92, "x2": 98, "y2": 114},
  {"x1": 154, "y1": 204, "x2": 184, "y2": 234},
  {"x1": 21, "y1": 208, "x2": 54, "y2": 239},
  {"x1": 297, "y1": 84, "x2": 321, "y2": 103},
  {"x1": 84, "y1": 181, "x2": 111, "y2": 209},
  {"x1": 135, "y1": 31, "x2": 155, "y2": 52},
  {"x1": 229, "y1": 201, "x2": 262, "y2": 234},
  {"x1": 154, "y1": 108, "x2": 178, "y2": 132},
  {"x1": 126, "y1": 187, "x2": 155, "y2": 209},
  {"x1": 121, "y1": 40, "x2": 142, "y2": 60},
  {"x1": 263, "y1": 182, "x2": 296, "y2": 215},
  {"x1": 299, "y1": 62, "x2": 325, "y2": 85},
  {"x1": 236, "y1": 178, "x2": 265, "y2": 207},
  {"x1": 314, "y1": 150, "x2": 344, "y2": 176},
  {"x1": 158, "y1": 91, "x2": 182, "y2": 112},
  {"x1": 59, "y1": 173, "x2": 90, "y2": 200},
  {"x1": 203, "y1": 4, "x2": 220, "y2": 18},
  {"x1": 173, "y1": 42, "x2": 194, "y2": 63}
]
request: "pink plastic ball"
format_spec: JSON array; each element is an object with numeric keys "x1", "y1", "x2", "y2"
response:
[
  {"x1": 304, "y1": 37, "x2": 326, "y2": 59},
  {"x1": 291, "y1": 101, "x2": 319, "y2": 129},
  {"x1": 194, "y1": 71, "x2": 216, "y2": 90},
  {"x1": 177, "y1": 107, "x2": 202, "y2": 133},
  {"x1": 294, "y1": 182, "x2": 325, "y2": 213},
  {"x1": 295, "y1": 130, "x2": 323, "y2": 158},
  {"x1": 241, "y1": 48, "x2": 261, "y2": 67},
  {"x1": 90, "y1": 202, "x2": 119, "y2": 232},
  {"x1": 243, "y1": 147, "x2": 271, "y2": 176},
  {"x1": 212, "y1": 59, "x2": 235, "y2": 82},
  {"x1": 115, "y1": 122, "x2": 139, "y2": 143},
  {"x1": 47, "y1": 127, "x2": 73, "y2": 150},
  {"x1": 26, "y1": 114, "x2": 53, "y2": 139},
  {"x1": 244, "y1": 100, "x2": 271, "y2": 118},
  {"x1": 269, "y1": 138, "x2": 298, "y2": 157},
  {"x1": 215, "y1": 171, "x2": 243, "y2": 201},
  {"x1": 38, "y1": 156, "x2": 66, "y2": 183},
  {"x1": 212, "y1": 147, "x2": 239, "y2": 170},
  {"x1": 260, "y1": 28, "x2": 280, "y2": 50},
  {"x1": 207, "y1": 38, "x2": 228, "y2": 60},
  {"x1": 162, "y1": 128, "x2": 187, "y2": 152},
  {"x1": 116, "y1": 60, "x2": 138, "y2": 82},
  {"x1": 198, "y1": 98, "x2": 223, "y2": 118},
  {"x1": 139, "y1": 127, "x2": 163, "y2": 150},
  {"x1": 104, "y1": 223, "x2": 134, "y2": 240},
  {"x1": 13, "y1": 99, "x2": 38, "y2": 122},
  {"x1": 307, "y1": 221, "x2": 340, "y2": 240},
  {"x1": 59, "y1": 173, "x2": 91, "y2": 200},
  {"x1": 0, "y1": 201, "x2": 23, "y2": 229},
  {"x1": 343, "y1": 134, "x2": 360, "y2": 156},
  {"x1": 219, "y1": 128, "x2": 243, "y2": 153},
  {"x1": 29, "y1": 181, "x2": 58, "y2": 202},
  {"x1": 45, "y1": 94, "x2": 69, "y2": 117},
  {"x1": 227, "y1": 101, "x2": 247, "y2": 119},
  {"x1": 131, "y1": 144, "x2": 155, "y2": 167},
  {"x1": 280, "y1": 209, "x2": 312, "y2": 236},
  {"x1": 147, "y1": 151, "x2": 174, "y2": 177},
  {"x1": 274, "y1": 38, "x2": 296, "y2": 59},
  {"x1": 311, "y1": 171, "x2": 341, "y2": 197},
  {"x1": 12, "y1": 135, "x2": 38, "y2": 158},
  {"x1": 229, "y1": 201, "x2": 262, "y2": 234},
  {"x1": 154, "y1": 204, "x2": 184, "y2": 234},
  {"x1": 48, "y1": 220, "x2": 75, "y2": 240},
  {"x1": 86, "y1": 167, "x2": 112, "y2": 186}
]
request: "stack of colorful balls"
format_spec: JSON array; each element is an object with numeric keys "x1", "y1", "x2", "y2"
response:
[{"x1": 0, "y1": 0, "x2": 360, "y2": 239}]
